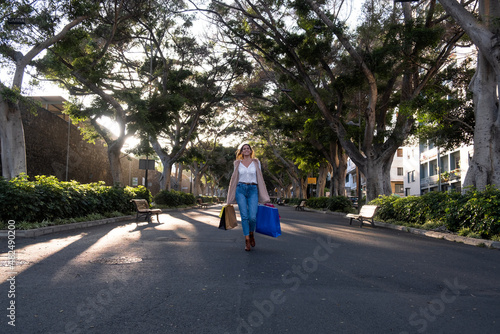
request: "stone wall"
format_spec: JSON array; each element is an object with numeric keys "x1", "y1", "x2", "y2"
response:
[{"x1": 1, "y1": 103, "x2": 161, "y2": 194}]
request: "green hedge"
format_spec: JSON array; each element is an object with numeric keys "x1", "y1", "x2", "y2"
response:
[
  {"x1": 154, "y1": 190, "x2": 196, "y2": 207},
  {"x1": 370, "y1": 186, "x2": 500, "y2": 239},
  {"x1": 0, "y1": 174, "x2": 151, "y2": 225},
  {"x1": 306, "y1": 196, "x2": 353, "y2": 212},
  {"x1": 197, "y1": 195, "x2": 221, "y2": 204},
  {"x1": 286, "y1": 198, "x2": 304, "y2": 206}
]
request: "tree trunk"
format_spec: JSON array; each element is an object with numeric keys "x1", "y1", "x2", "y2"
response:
[
  {"x1": 0, "y1": 16, "x2": 86, "y2": 180},
  {"x1": 195, "y1": 175, "x2": 203, "y2": 195},
  {"x1": 310, "y1": 140, "x2": 347, "y2": 197},
  {"x1": 363, "y1": 155, "x2": 394, "y2": 201},
  {"x1": 178, "y1": 163, "x2": 183, "y2": 189},
  {"x1": 163, "y1": 163, "x2": 172, "y2": 191},
  {"x1": 107, "y1": 142, "x2": 123, "y2": 186},
  {"x1": 464, "y1": 53, "x2": 500, "y2": 188},
  {"x1": 439, "y1": 0, "x2": 500, "y2": 190},
  {"x1": 332, "y1": 142, "x2": 347, "y2": 197},
  {"x1": 300, "y1": 178, "x2": 308, "y2": 199},
  {"x1": 329, "y1": 163, "x2": 336, "y2": 197},
  {"x1": 152, "y1": 139, "x2": 174, "y2": 191},
  {"x1": 155, "y1": 148, "x2": 172, "y2": 191},
  {"x1": 0, "y1": 100, "x2": 26, "y2": 179},
  {"x1": 317, "y1": 163, "x2": 328, "y2": 197}
]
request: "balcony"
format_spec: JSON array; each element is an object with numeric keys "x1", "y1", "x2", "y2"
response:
[
  {"x1": 440, "y1": 169, "x2": 461, "y2": 183},
  {"x1": 421, "y1": 175, "x2": 438, "y2": 187},
  {"x1": 450, "y1": 169, "x2": 461, "y2": 181}
]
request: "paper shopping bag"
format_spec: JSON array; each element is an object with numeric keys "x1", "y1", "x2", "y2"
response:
[
  {"x1": 219, "y1": 205, "x2": 237, "y2": 230},
  {"x1": 218, "y1": 206, "x2": 227, "y2": 229},
  {"x1": 256, "y1": 204, "x2": 281, "y2": 237},
  {"x1": 224, "y1": 205, "x2": 238, "y2": 229}
]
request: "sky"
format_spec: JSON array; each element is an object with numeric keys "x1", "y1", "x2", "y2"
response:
[
  {"x1": 4, "y1": 0, "x2": 363, "y2": 150},
  {"x1": 27, "y1": 1, "x2": 362, "y2": 97}
]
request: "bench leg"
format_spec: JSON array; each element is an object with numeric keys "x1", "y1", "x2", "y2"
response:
[{"x1": 349, "y1": 217, "x2": 354, "y2": 225}]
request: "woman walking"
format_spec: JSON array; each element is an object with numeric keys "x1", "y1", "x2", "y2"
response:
[{"x1": 227, "y1": 144, "x2": 270, "y2": 251}]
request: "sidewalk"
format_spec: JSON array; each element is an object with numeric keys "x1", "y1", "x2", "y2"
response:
[
  {"x1": 292, "y1": 206, "x2": 500, "y2": 250},
  {"x1": 2, "y1": 204, "x2": 499, "y2": 249},
  {"x1": 0, "y1": 206, "x2": 196, "y2": 238}
]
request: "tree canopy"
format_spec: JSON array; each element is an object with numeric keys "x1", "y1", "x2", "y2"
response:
[{"x1": 1, "y1": 0, "x2": 489, "y2": 200}]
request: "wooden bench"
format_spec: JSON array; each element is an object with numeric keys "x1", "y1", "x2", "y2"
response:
[
  {"x1": 346, "y1": 205, "x2": 378, "y2": 227},
  {"x1": 130, "y1": 199, "x2": 162, "y2": 223},
  {"x1": 197, "y1": 198, "x2": 210, "y2": 208},
  {"x1": 295, "y1": 200, "x2": 306, "y2": 211}
]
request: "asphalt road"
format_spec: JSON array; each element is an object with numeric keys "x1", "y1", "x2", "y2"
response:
[{"x1": 1, "y1": 205, "x2": 499, "y2": 334}]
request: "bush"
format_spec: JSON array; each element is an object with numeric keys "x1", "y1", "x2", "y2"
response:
[
  {"x1": 370, "y1": 195, "x2": 399, "y2": 221},
  {"x1": 373, "y1": 187, "x2": 500, "y2": 239},
  {"x1": 154, "y1": 190, "x2": 195, "y2": 207},
  {"x1": 306, "y1": 197, "x2": 329, "y2": 209},
  {"x1": 0, "y1": 174, "x2": 150, "y2": 226},
  {"x1": 326, "y1": 196, "x2": 353, "y2": 212},
  {"x1": 388, "y1": 192, "x2": 449, "y2": 225},
  {"x1": 445, "y1": 186, "x2": 500, "y2": 238},
  {"x1": 287, "y1": 198, "x2": 304, "y2": 206}
]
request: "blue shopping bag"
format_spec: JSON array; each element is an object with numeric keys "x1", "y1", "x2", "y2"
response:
[{"x1": 256, "y1": 204, "x2": 281, "y2": 237}]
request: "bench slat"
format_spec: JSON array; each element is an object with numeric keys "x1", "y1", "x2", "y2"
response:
[
  {"x1": 347, "y1": 205, "x2": 378, "y2": 228},
  {"x1": 131, "y1": 199, "x2": 161, "y2": 223},
  {"x1": 295, "y1": 201, "x2": 306, "y2": 211}
]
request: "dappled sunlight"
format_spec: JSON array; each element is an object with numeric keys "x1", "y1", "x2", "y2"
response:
[
  {"x1": 0, "y1": 233, "x2": 84, "y2": 282},
  {"x1": 50, "y1": 225, "x2": 143, "y2": 284}
]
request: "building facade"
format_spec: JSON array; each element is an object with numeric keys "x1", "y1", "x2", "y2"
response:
[
  {"x1": 404, "y1": 141, "x2": 473, "y2": 196},
  {"x1": 345, "y1": 148, "x2": 405, "y2": 199}
]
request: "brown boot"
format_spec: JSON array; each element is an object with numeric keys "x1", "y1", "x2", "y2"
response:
[
  {"x1": 245, "y1": 236, "x2": 251, "y2": 251},
  {"x1": 249, "y1": 232, "x2": 256, "y2": 247}
]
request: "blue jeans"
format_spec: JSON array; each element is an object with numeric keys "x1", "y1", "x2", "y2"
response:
[{"x1": 235, "y1": 183, "x2": 258, "y2": 236}]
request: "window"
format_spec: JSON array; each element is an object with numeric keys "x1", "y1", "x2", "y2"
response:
[
  {"x1": 397, "y1": 167, "x2": 403, "y2": 176},
  {"x1": 408, "y1": 170, "x2": 415, "y2": 182},
  {"x1": 395, "y1": 184, "x2": 404, "y2": 193},
  {"x1": 397, "y1": 149, "x2": 403, "y2": 157},
  {"x1": 421, "y1": 163, "x2": 428, "y2": 178},
  {"x1": 430, "y1": 160, "x2": 438, "y2": 176}
]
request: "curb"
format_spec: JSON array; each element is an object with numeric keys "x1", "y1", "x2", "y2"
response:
[
  {"x1": 0, "y1": 216, "x2": 135, "y2": 238},
  {"x1": 373, "y1": 221, "x2": 500, "y2": 250},
  {"x1": 0, "y1": 205, "x2": 204, "y2": 239},
  {"x1": 2, "y1": 205, "x2": 499, "y2": 249},
  {"x1": 303, "y1": 207, "x2": 500, "y2": 250}
]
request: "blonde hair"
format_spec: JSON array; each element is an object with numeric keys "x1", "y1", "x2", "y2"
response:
[{"x1": 236, "y1": 143, "x2": 255, "y2": 160}]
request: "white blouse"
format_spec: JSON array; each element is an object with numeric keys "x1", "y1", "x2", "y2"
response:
[{"x1": 237, "y1": 160, "x2": 261, "y2": 184}]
